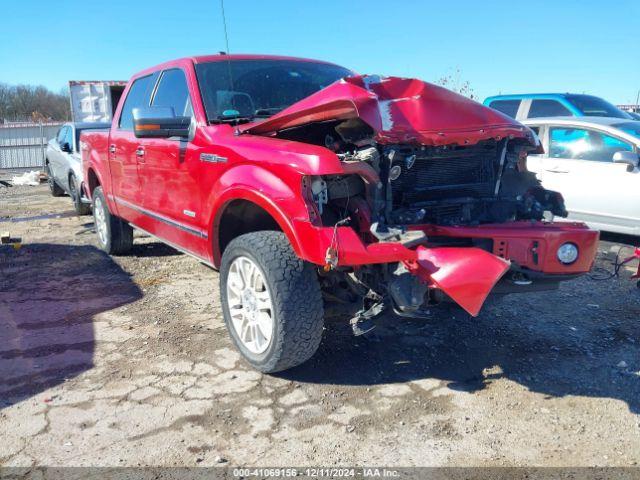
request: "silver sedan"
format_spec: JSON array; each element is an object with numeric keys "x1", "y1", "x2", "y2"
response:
[{"x1": 45, "y1": 122, "x2": 109, "y2": 214}]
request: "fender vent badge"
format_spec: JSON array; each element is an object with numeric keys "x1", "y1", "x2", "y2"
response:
[{"x1": 200, "y1": 153, "x2": 227, "y2": 163}]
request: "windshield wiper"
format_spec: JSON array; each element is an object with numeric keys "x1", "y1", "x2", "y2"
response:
[
  {"x1": 209, "y1": 114, "x2": 254, "y2": 125},
  {"x1": 253, "y1": 107, "x2": 285, "y2": 118}
]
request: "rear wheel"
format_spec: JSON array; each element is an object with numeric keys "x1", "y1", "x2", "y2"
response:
[
  {"x1": 92, "y1": 186, "x2": 133, "y2": 255},
  {"x1": 46, "y1": 163, "x2": 64, "y2": 197},
  {"x1": 69, "y1": 174, "x2": 90, "y2": 215},
  {"x1": 220, "y1": 231, "x2": 324, "y2": 373}
]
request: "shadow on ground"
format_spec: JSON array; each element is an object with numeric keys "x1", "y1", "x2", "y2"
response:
[
  {"x1": 600, "y1": 232, "x2": 639, "y2": 247},
  {"x1": 0, "y1": 243, "x2": 142, "y2": 409},
  {"x1": 283, "y1": 279, "x2": 640, "y2": 413},
  {"x1": 130, "y1": 241, "x2": 183, "y2": 258}
]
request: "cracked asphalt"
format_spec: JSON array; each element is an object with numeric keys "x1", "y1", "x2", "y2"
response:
[{"x1": 1, "y1": 182, "x2": 639, "y2": 467}]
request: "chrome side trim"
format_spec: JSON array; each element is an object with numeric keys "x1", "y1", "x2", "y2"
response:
[
  {"x1": 113, "y1": 196, "x2": 208, "y2": 239},
  {"x1": 130, "y1": 223, "x2": 215, "y2": 268}
]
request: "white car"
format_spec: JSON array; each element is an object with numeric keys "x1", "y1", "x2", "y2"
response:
[
  {"x1": 523, "y1": 117, "x2": 640, "y2": 236},
  {"x1": 45, "y1": 122, "x2": 109, "y2": 214}
]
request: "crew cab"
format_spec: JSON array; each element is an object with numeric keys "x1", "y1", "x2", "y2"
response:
[{"x1": 82, "y1": 54, "x2": 599, "y2": 373}]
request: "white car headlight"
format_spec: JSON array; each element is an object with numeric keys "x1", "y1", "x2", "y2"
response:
[{"x1": 557, "y1": 242, "x2": 579, "y2": 264}]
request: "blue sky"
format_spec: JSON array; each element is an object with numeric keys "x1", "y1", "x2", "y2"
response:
[{"x1": 2, "y1": 0, "x2": 639, "y2": 104}]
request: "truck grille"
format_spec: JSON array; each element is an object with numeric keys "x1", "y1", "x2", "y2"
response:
[{"x1": 390, "y1": 142, "x2": 500, "y2": 206}]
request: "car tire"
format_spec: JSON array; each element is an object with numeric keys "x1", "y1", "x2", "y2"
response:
[
  {"x1": 220, "y1": 231, "x2": 324, "y2": 373},
  {"x1": 69, "y1": 174, "x2": 91, "y2": 216},
  {"x1": 92, "y1": 186, "x2": 133, "y2": 255},
  {"x1": 46, "y1": 162, "x2": 64, "y2": 197}
]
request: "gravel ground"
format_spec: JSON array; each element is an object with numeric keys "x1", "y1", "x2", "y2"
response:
[{"x1": 1, "y1": 182, "x2": 639, "y2": 467}]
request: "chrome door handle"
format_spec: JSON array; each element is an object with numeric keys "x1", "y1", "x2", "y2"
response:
[
  {"x1": 109, "y1": 144, "x2": 116, "y2": 154},
  {"x1": 135, "y1": 147, "x2": 145, "y2": 157}
]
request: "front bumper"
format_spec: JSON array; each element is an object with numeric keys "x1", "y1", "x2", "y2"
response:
[
  {"x1": 295, "y1": 220, "x2": 599, "y2": 275},
  {"x1": 293, "y1": 220, "x2": 599, "y2": 316}
]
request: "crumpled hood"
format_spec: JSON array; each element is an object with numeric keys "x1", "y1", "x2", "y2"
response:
[{"x1": 241, "y1": 75, "x2": 538, "y2": 147}]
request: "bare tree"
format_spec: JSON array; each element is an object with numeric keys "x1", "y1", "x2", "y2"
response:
[
  {"x1": 0, "y1": 83, "x2": 70, "y2": 123},
  {"x1": 434, "y1": 68, "x2": 475, "y2": 100},
  {"x1": 0, "y1": 83, "x2": 12, "y2": 122}
]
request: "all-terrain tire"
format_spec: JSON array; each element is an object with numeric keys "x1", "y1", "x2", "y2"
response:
[
  {"x1": 69, "y1": 174, "x2": 91, "y2": 216},
  {"x1": 220, "y1": 231, "x2": 324, "y2": 373},
  {"x1": 92, "y1": 186, "x2": 133, "y2": 255},
  {"x1": 46, "y1": 163, "x2": 64, "y2": 197}
]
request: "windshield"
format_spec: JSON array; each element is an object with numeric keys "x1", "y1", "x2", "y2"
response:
[
  {"x1": 195, "y1": 59, "x2": 353, "y2": 123},
  {"x1": 614, "y1": 121, "x2": 640, "y2": 141},
  {"x1": 566, "y1": 94, "x2": 630, "y2": 119}
]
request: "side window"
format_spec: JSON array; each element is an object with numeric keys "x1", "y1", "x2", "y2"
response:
[
  {"x1": 56, "y1": 127, "x2": 67, "y2": 144},
  {"x1": 152, "y1": 69, "x2": 193, "y2": 117},
  {"x1": 489, "y1": 100, "x2": 520, "y2": 118},
  {"x1": 549, "y1": 127, "x2": 633, "y2": 162},
  {"x1": 64, "y1": 127, "x2": 73, "y2": 149},
  {"x1": 528, "y1": 100, "x2": 572, "y2": 118},
  {"x1": 118, "y1": 74, "x2": 158, "y2": 130}
]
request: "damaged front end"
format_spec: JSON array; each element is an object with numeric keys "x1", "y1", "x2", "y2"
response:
[{"x1": 241, "y1": 75, "x2": 597, "y2": 329}]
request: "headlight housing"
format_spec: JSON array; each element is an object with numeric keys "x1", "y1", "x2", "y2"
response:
[{"x1": 557, "y1": 242, "x2": 579, "y2": 265}]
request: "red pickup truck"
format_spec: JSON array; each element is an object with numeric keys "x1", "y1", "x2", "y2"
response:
[{"x1": 82, "y1": 54, "x2": 599, "y2": 372}]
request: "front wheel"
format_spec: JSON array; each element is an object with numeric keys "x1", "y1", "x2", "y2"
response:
[
  {"x1": 69, "y1": 174, "x2": 90, "y2": 215},
  {"x1": 92, "y1": 186, "x2": 133, "y2": 255},
  {"x1": 220, "y1": 231, "x2": 324, "y2": 373}
]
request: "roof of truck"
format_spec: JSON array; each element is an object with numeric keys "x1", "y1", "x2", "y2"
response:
[
  {"x1": 130, "y1": 54, "x2": 347, "y2": 81},
  {"x1": 483, "y1": 93, "x2": 599, "y2": 104},
  {"x1": 190, "y1": 53, "x2": 341, "y2": 65}
]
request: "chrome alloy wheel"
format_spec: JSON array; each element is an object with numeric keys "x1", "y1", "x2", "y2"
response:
[
  {"x1": 226, "y1": 256, "x2": 274, "y2": 354},
  {"x1": 93, "y1": 195, "x2": 108, "y2": 247}
]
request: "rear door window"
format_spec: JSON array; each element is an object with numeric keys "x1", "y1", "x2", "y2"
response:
[
  {"x1": 488, "y1": 99, "x2": 520, "y2": 118},
  {"x1": 151, "y1": 69, "x2": 193, "y2": 117},
  {"x1": 118, "y1": 73, "x2": 159, "y2": 130},
  {"x1": 528, "y1": 100, "x2": 572, "y2": 118}
]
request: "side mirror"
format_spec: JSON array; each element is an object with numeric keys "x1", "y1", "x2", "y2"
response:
[
  {"x1": 60, "y1": 142, "x2": 72, "y2": 153},
  {"x1": 132, "y1": 106, "x2": 191, "y2": 139},
  {"x1": 613, "y1": 150, "x2": 639, "y2": 170}
]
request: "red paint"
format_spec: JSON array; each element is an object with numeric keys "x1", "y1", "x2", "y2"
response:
[
  {"x1": 82, "y1": 54, "x2": 597, "y2": 317},
  {"x1": 415, "y1": 222, "x2": 599, "y2": 274},
  {"x1": 242, "y1": 75, "x2": 540, "y2": 148},
  {"x1": 625, "y1": 248, "x2": 640, "y2": 280},
  {"x1": 409, "y1": 247, "x2": 511, "y2": 316},
  {"x1": 285, "y1": 220, "x2": 598, "y2": 276}
]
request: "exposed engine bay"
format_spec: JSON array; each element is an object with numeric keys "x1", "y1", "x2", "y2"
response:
[
  {"x1": 279, "y1": 117, "x2": 570, "y2": 331},
  {"x1": 280, "y1": 117, "x2": 568, "y2": 234}
]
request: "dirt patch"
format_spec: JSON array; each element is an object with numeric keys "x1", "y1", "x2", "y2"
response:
[{"x1": 1, "y1": 184, "x2": 639, "y2": 467}]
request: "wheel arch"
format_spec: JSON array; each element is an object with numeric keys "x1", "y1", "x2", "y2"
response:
[
  {"x1": 86, "y1": 167, "x2": 101, "y2": 199},
  {"x1": 211, "y1": 190, "x2": 305, "y2": 269}
]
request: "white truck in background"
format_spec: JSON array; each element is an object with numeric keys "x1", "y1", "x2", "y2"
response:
[{"x1": 68, "y1": 81, "x2": 126, "y2": 123}]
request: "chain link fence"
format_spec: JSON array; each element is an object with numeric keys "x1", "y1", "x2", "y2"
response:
[{"x1": 0, "y1": 122, "x2": 64, "y2": 169}]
